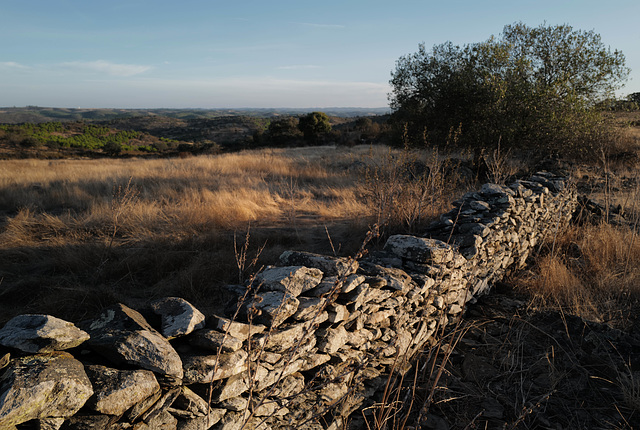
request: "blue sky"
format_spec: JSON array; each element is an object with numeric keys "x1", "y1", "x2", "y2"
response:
[{"x1": 1, "y1": 0, "x2": 639, "y2": 108}]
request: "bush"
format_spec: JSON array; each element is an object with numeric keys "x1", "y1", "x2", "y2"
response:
[
  {"x1": 20, "y1": 136, "x2": 42, "y2": 148},
  {"x1": 103, "y1": 140, "x2": 122, "y2": 156}
]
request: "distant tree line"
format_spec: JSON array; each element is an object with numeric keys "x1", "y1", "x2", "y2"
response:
[{"x1": 0, "y1": 122, "x2": 163, "y2": 154}]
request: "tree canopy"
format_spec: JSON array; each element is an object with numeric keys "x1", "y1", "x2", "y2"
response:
[
  {"x1": 298, "y1": 111, "x2": 332, "y2": 143},
  {"x1": 389, "y1": 22, "x2": 630, "y2": 157}
]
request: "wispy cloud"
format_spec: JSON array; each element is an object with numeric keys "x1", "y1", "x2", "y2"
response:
[
  {"x1": 277, "y1": 65, "x2": 321, "y2": 70},
  {"x1": 0, "y1": 61, "x2": 30, "y2": 69},
  {"x1": 297, "y1": 22, "x2": 346, "y2": 29},
  {"x1": 61, "y1": 60, "x2": 151, "y2": 77}
]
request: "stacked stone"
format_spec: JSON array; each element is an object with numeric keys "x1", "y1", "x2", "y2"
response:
[{"x1": 0, "y1": 172, "x2": 577, "y2": 430}]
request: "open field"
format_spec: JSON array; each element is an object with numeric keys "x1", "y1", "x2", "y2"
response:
[{"x1": 0, "y1": 145, "x2": 469, "y2": 326}]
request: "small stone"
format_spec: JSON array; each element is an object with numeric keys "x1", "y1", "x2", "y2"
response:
[
  {"x1": 176, "y1": 409, "x2": 226, "y2": 430},
  {"x1": 171, "y1": 386, "x2": 209, "y2": 417},
  {"x1": 328, "y1": 304, "x2": 349, "y2": 323},
  {"x1": 292, "y1": 297, "x2": 325, "y2": 321},
  {"x1": 140, "y1": 387, "x2": 181, "y2": 423},
  {"x1": 127, "y1": 389, "x2": 163, "y2": 422},
  {"x1": 38, "y1": 417, "x2": 65, "y2": 430}
]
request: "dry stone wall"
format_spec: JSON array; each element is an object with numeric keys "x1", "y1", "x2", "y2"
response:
[{"x1": 0, "y1": 172, "x2": 577, "y2": 430}]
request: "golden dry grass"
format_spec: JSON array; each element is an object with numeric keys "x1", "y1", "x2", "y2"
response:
[
  {"x1": 0, "y1": 145, "x2": 466, "y2": 324},
  {"x1": 0, "y1": 148, "x2": 362, "y2": 245},
  {"x1": 514, "y1": 221, "x2": 640, "y2": 326}
]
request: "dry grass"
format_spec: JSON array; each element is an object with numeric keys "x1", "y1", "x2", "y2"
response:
[
  {"x1": 514, "y1": 213, "x2": 640, "y2": 328},
  {"x1": 0, "y1": 145, "x2": 467, "y2": 325},
  {"x1": 0, "y1": 149, "x2": 365, "y2": 244}
]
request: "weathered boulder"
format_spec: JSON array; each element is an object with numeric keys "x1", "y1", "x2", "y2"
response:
[
  {"x1": 182, "y1": 350, "x2": 248, "y2": 384},
  {"x1": 80, "y1": 304, "x2": 183, "y2": 379},
  {"x1": 384, "y1": 235, "x2": 455, "y2": 264},
  {"x1": 278, "y1": 250, "x2": 358, "y2": 276},
  {"x1": 0, "y1": 315, "x2": 89, "y2": 354},
  {"x1": 247, "y1": 291, "x2": 299, "y2": 328},
  {"x1": 0, "y1": 352, "x2": 93, "y2": 427},
  {"x1": 150, "y1": 297, "x2": 206, "y2": 339},
  {"x1": 84, "y1": 365, "x2": 160, "y2": 416},
  {"x1": 253, "y1": 265, "x2": 323, "y2": 297},
  {"x1": 188, "y1": 329, "x2": 243, "y2": 353}
]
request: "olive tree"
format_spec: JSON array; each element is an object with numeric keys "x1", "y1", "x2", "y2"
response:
[{"x1": 389, "y1": 22, "x2": 630, "y2": 157}]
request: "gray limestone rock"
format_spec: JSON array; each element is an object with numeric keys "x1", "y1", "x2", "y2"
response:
[
  {"x1": 211, "y1": 316, "x2": 266, "y2": 342},
  {"x1": 188, "y1": 329, "x2": 243, "y2": 353},
  {"x1": 140, "y1": 387, "x2": 181, "y2": 423},
  {"x1": 307, "y1": 274, "x2": 366, "y2": 297},
  {"x1": 84, "y1": 365, "x2": 160, "y2": 416},
  {"x1": 317, "y1": 325, "x2": 349, "y2": 354},
  {"x1": 278, "y1": 250, "x2": 358, "y2": 276},
  {"x1": 38, "y1": 417, "x2": 66, "y2": 430},
  {"x1": 150, "y1": 297, "x2": 206, "y2": 339},
  {"x1": 176, "y1": 409, "x2": 226, "y2": 430},
  {"x1": 247, "y1": 291, "x2": 299, "y2": 328},
  {"x1": 0, "y1": 352, "x2": 93, "y2": 428},
  {"x1": 126, "y1": 389, "x2": 163, "y2": 422},
  {"x1": 182, "y1": 350, "x2": 248, "y2": 384},
  {"x1": 170, "y1": 386, "x2": 209, "y2": 418},
  {"x1": 292, "y1": 297, "x2": 325, "y2": 321},
  {"x1": 0, "y1": 315, "x2": 89, "y2": 354},
  {"x1": 254, "y1": 265, "x2": 323, "y2": 297},
  {"x1": 80, "y1": 304, "x2": 183, "y2": 379},
  {"x1": 384, "y1": 235, "x2": 455, "y2": 264}
]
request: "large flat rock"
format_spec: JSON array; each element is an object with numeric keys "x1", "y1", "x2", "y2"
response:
[
  {"x1": 0, "y1": 352, "x2": 93, "y2": 427},
  {"x1": 0, "y1": 314, "x2": 89, "y2": 353}
]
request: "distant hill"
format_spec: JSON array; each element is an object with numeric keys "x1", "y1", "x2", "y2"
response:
[{"x1": 0, "y1": 106, "x2": 390, "y2": 124}]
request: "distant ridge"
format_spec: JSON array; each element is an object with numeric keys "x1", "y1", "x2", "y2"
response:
[{"x1": 0, "y1": 106, "x2": 391, "y2": 124}]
